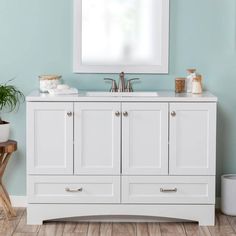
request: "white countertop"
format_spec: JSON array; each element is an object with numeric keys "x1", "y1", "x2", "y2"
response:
[{"x1": 26, "y1": 90, "x2": 217, "y2": 102}]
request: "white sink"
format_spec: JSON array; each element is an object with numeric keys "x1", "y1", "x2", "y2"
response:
[{"x1": 85, "y1": 92, "x2": 158, "y2": 97}]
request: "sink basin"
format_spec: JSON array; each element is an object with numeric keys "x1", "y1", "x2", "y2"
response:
[{"x1": 85, "y1": 92, "x2": 158, "y2": 97}]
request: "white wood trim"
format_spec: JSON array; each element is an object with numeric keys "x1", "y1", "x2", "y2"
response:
[
  {"x1": 73, "y1": 0, "x2": 169, "y2": 73},
  {"x1": 8, "y1": 196, "x2": 221, "y2": 209},
  {"x1": 27, "y1": 204, "x2": 215, "y2": 226}
]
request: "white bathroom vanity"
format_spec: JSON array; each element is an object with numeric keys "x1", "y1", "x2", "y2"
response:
[{"x1": 26, "y1": 91, "x2": 217, "y2": 225}]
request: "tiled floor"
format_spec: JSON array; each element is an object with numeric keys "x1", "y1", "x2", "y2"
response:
[{"x1": 0, "y1": 208, "x2": 235, "y2": 235}]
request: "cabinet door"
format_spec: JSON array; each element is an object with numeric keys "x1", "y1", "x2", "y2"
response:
[
  {"x1": 27, "y1": 102, "x2": 73, "y2": 175},
  {"x1": 122, "y1": 103, "x2": 168, "y2": 175},
  {"x1": 169, "y1": 103, "x2": 216, "y2": 175},
  {"x1": 74, "y1": 103, "x2": 121, "y2": 175}
]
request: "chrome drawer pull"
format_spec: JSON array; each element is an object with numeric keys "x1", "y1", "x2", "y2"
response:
[
  {"x1": 160, "y1": 188, "x2": 177, "y2": 193},
  {"x1": 65, "y1": 187, "x2": 83, "y2": 193}
]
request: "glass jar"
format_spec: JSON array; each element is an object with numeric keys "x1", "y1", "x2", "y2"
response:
[
  {"x1": 175, "y1": 77, "x2": 186, "y2": 93},
  {"x1": 39, "y1": 75, "x2": 61, "y2": 93}
]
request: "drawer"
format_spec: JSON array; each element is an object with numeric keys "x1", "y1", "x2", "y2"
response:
[
  {"x1": 28, "y1": 176, "x2": 120, "y2": 203},
  {"x1": 122, "y1": 176, "x2": 215, "y2": 204}
]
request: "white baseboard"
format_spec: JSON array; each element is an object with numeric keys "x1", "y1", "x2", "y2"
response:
[
  {"x1": 10, "y1": 196, "x2": 27, "y2": 207},
  {"x1": 9, "y1": 196, "x2": 221, "y2": 209}
]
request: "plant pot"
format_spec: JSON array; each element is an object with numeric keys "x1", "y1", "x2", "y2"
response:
[{"x1": 0, "y1": 121, "x2": 10, "y2": 143}]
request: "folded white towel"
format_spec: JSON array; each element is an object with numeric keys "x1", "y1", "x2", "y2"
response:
[{"x1": 48, "y1": 88, "x2": 79, "y2": 95}]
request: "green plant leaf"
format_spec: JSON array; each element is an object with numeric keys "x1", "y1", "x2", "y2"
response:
[{"x1": 0, "y1": 80, "x2": 25, "y2": 123}]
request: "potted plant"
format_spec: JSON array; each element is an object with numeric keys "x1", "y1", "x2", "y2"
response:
[{"x1": 0, "y1": 80, "x2": 24, "y2": 142}]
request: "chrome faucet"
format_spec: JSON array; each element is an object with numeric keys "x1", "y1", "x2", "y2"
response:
[
  {"x1": 118, "y1": 72, "x2": 126, "y2": 92},
  {"x1": 104, "y1": 78, "x2": 117, "y2": 92},
  {"x1": 104, "y1": 72, "x2": 140, "y2": 92}
]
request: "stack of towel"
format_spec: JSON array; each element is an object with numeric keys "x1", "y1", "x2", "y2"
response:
[{"x1": 48, "y1": 84, "x2": 78, "y2": 95}]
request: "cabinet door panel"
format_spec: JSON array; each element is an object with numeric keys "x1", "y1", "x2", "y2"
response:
[
  {"x1": 27, "y1": 102, "x2": 73, "y2": 175},
  {"x1": 74, "y1": 103, "x2": 121, "y2": 175},
  {"x1": 169, "y1": 103, "x2": 216, "y2": 175},
  {"x1": 122, "y1": 103, "x2": 168, "y2": 175}
]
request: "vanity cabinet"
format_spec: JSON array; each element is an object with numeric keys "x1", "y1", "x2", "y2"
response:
[
  {"x1": 73, "y1": 102, "x2": 168, "y2": 175},
  {"x1": 27, "y1": 102, "x2": 73, "y2": 175},
  {"x1": 27, "y1": 92, "x2": 217, "y2": 226},
  {"x1": 169, "y1": 103, "x2": 216, "y2": 175}
]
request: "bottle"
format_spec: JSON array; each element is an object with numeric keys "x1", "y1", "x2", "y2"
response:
[
  {"x1": 186, "y1": 69, "x2": 197, "y2": 93},
  {"x1": 192, "y1": 75, "x2": 203, "y2": 94}
]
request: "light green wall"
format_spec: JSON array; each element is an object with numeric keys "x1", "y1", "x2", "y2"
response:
[{"x1": 0, "y1": 0, "x2": 235, "y2": 196}]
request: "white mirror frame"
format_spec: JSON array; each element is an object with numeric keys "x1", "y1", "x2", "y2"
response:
[{"x1": 73, "y1": 0, "x2": 169, "y2": 74}]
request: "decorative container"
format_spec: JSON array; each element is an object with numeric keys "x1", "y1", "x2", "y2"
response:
[
  {"x1": 39, "y1": 75, "x2": 61, "y2": 93},
  {"x1": 175, "y1": 78, "x2": 186, "y2": 93},
  {"x1": 0, "y1": 122, "x2": 10, "y2": 143},
  {"x1": 192, "y1": 75, "x2": 202, "y2": 94}
]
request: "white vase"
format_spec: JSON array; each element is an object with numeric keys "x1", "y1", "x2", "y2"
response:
[{"x1": 0, "y1": 122, "x2": 10, "y2": 143}]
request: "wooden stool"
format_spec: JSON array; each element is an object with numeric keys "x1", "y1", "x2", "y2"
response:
[{"x1": 0, "y1": 140, "x2": 17, "y2": 219}]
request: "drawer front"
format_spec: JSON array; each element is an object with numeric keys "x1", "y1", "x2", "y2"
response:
[
  {"x1": 28, "y1": 176, "x2": 120, "y2": 203},
  {"x1": 122, "y1": 176, "x2": 215, "y2": 204}
]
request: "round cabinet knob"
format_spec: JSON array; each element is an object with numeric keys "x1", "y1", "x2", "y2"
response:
[
  {"x1": 115, "y1": 111, "x2": 120, "y2": 117},
  {"x1": 67, "y1": 112, "x2": 73, "y2": 117},
  {"x1": 123, "y1": 111, "x2": 128, "y2": 117},
  {"x1": 171, "y1": 111, "x2": 176, "y2": 117}
]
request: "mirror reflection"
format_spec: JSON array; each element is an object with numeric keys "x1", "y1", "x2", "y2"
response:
[{"x1": 82, "y1": 0, "x2": 162, "y2": 66}]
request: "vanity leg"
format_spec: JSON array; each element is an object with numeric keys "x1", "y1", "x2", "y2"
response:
[{"x1": 198, "y1": 207, "x2": 215, "y2": 226}]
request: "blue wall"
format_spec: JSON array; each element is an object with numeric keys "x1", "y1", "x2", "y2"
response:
[{"x1": 0, "y1": 0, "x2": 235, "y2": 196}]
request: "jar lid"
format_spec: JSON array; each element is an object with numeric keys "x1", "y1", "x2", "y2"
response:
[
  {"x1": 39, "y1": 75, "x2": 62, "y2": 80},
  {"x1": 175, "y1": 77, "x2": 186, "y2": 81},
  {"x1": 187, "y1": 69, "x2": 196, "y2": 73}
]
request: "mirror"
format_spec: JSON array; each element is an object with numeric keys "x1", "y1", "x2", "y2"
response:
[{"x1": 74, "y1": 0, "x2": 169, "y2": 73}]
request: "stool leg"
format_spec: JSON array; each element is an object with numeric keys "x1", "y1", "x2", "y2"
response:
[
  {"x1": 0, "y1": 153, "x2": 16, "y2": 218},
  {"x1": 0, "y1": 184, "x2": 16, "y2": 218},
  {"x1": 2, "y1": 183, "x2": 11, "y2": 202},
  {"x1": 0, "y1": 196, "x2": 11, "y2": 219}
]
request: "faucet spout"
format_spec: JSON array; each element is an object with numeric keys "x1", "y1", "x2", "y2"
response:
[{"x1": 118, "y1": 72, "x2": 126, "y2": 92}]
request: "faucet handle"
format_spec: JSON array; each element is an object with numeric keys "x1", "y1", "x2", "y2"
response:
[
  {"x1": 104, "y1": 78, "x2": 118, "y2": 92},
  {"x1": 126, "y1": 78, "x2": 140, "y2": 92}
]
